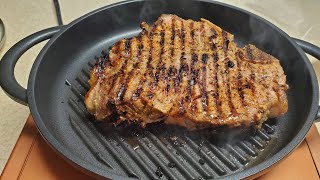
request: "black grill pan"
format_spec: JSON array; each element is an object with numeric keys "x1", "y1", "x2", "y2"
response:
[{"x1": 1, "y1": 0, "x2": 320, "y2": 179}]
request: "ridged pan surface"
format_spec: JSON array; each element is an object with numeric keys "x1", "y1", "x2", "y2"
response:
[{"x1": 28, "y1": 0, "x2": 317, "y2": 179}]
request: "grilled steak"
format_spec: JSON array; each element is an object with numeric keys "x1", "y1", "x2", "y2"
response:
[{"x1": 84, "y1": 14, "x2": 288, "y2": 130}]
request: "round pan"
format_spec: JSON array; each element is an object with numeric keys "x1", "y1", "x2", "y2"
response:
[{"x1": 1, "y1": 0, "x2": 320, "y2": 179}]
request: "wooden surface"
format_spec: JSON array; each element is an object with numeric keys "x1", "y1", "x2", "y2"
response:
[{"x1": 1, "y1": 116, "x2": 320, "y2": 180}]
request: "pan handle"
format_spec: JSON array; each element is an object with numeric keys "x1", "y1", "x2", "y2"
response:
[
  {"x1": 293, "y1": 38, "x2": 320, "y2": 121},
  {"x1": 0, "y1": 26, "x2": 62, "y2": 105}
]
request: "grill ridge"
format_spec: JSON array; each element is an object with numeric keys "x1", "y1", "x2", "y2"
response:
[
  {"x1": 71, "y1": 86, "x2": 84, "y2": 101},
  {"x1": 138, "y1": 138, "x2": 179, "y2": 179},
  {"x1": 185, "y1": 136, "x2": 227, "y2": 176},
  {"x1": 238, "y1": 141, "x2": 258, "y2": 157},
  {"x1": 69, "y1": 116, "x2": 113, "y2": 168},
  {"x1": 113, "y1": 136, "x2": 158, "y2": 179},
  {"x1": 81, "y1": 68, "x2": 90, "y2": 78},
  {"x1": 170, "y1": 142, "x2": 213, "y2": 178},
  {"x1": 75, "y1": 76, "x2": 90, "y2": 91},
  {"x1": 248, "y1": 137, "x2": 265, "y2": 150},
  {"x1": 225, "y1": 144, "x2": 249, "y2": 165},
  {"x1": 257, "y1": 129, "x2": 271, "y2": 141},
  {"x1": 146, "y1": 132, "x2": 197, "y2": 179},
  {"x1": 68, "y1": 98, "x2": 90, "y2": 118},
  {"x1": 98, "y1": 140, "x2": 139, "y2": 178},
  {"x1": 205, "y1": 143, "x2": 238, "y2": 171}
]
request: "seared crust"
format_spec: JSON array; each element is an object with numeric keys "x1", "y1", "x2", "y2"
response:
[{"x1": 84, "y1": 14, "x2": 288, "y2": 130}]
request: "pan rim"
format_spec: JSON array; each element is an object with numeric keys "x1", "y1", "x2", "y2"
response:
[{"x1": 27, "y1": 0, "x2": 319, "y2": 179}]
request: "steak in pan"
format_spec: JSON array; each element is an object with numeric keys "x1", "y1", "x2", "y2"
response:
[{"x1": 84, "y1": 14, "x2": 288, "y2": 130}]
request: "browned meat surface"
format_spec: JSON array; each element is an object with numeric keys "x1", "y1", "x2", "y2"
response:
[{"x1": 84, "y1": 14, "x2": 289, "y2": 130}]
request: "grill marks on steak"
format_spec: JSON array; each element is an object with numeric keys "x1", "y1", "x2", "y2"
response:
[{"x1": 84, "y1": 14, "x2": 289, "y2": 130}]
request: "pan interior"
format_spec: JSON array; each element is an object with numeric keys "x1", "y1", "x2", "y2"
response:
[{"x1": 31, "y1": 0, "x2": 315, "y2": 179}]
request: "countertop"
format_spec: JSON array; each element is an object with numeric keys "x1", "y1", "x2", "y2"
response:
[{"x1": 0, "y1": 0, "x2": 320, "y2": 175}]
